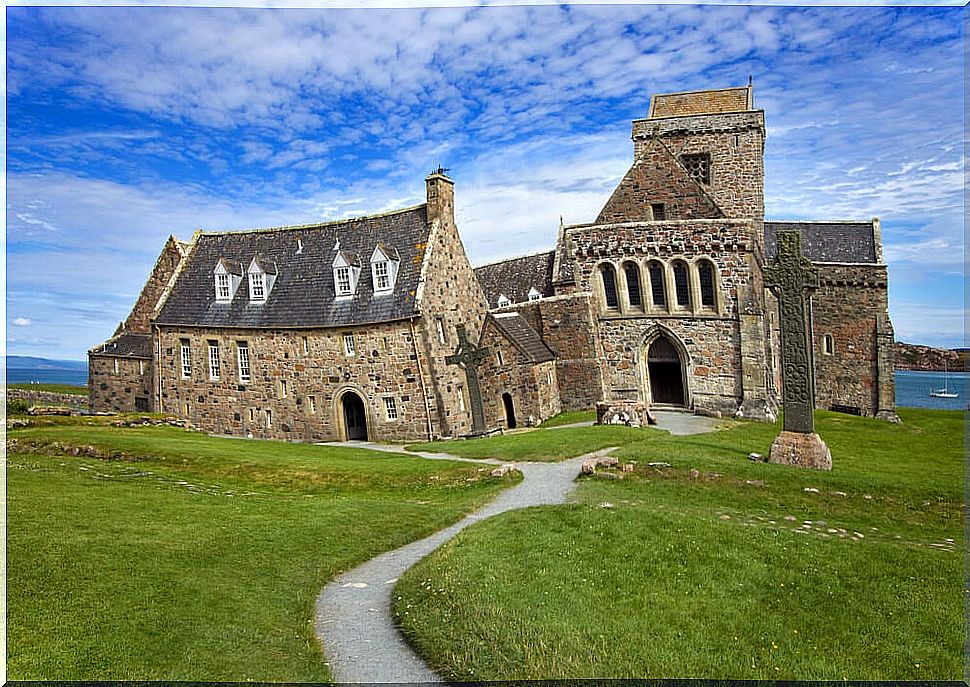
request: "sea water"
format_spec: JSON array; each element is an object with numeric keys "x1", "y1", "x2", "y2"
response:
[
  {"x1": 6, "y1": 367, "x2": 89, "y2": 386},
  {"x1": 895, "y1": 370, "x2": 968, "y2": 410}
]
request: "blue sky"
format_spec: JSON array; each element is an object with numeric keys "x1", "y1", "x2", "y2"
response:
[{"x1": 5, "y1": 1, "x2": 965, "y2": 361}]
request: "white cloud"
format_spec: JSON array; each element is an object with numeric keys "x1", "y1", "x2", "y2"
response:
[{"x1": 12, "y1": 317, "x2": 32, "y2": 327}]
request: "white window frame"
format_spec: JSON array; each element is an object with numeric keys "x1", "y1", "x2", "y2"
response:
[
  {"x1": 343, "y1": 333, "x2": 356, "y2": 357},
  {"x1": 280, "y1": 378, "x2": 288, "y2": 398},
  {"x1": 384, "y1": 396, "x2": 398, "y2": 421},
  {"x1": 497, "y1": 294, "x2": 511, "y2": 308},
  {"x1": 216, "y1": 272, "x2": 231, "y2": 301},
  {"x1": 458, "y1": 385, "x2": 466, "y2": 413},
  {"x1": 208, "y1": 341, "x2": 220, "y2": 380},
  {"x1": 373, "y1": 260, "x2": 390, "y2": 291},
  {"x1": 113, "y1": 359, "x2": 119, "y2": 374},
  {"x1": 237, "y1": 342, "x2": 251, "y2": 383},
  {"x1": 250, "y1": 271, "x2": 266, "y2": 301},
  {"x1": 435, "y1": 317, "x2": 446, "y2": 344},
  {"x1": 308, "y1": 395, "x2": 317, "y2": 414},
  {"x1": 528, "y1": 287, "x2": 542, "y2": 302},
  {"x1": 496, "y1": 349, "x2": 504, "y2": 366},
  {"x1": 335, "y1": 266, "x2": 352, "y2": 296},
  {"x1": 180, "y1": 339, "x2": 192, "y2": 379}
]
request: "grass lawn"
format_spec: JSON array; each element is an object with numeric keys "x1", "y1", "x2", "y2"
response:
[
  {"x1": 395, "y1": 408, "x2": 963, "y2": 681},
  {"x1": 407, "y1": 424, "x2": 649, "y2": 462},
  {"x1": 7, "y1": 418, "x2": 515, "y2": 680},
  {"x1": 538, "y1": 409, "x2": 597, "y2": 428},
  {"x1": 7, "y1": 382, "x2": 88, "y2": 396}
]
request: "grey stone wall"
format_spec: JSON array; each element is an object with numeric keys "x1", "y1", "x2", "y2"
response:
[
  {"x1": 88, "y1": 355, "x2": 153, "y2": 413},
  {"x1": 156, "y1": 321, "x2": 431, "y2": 442},
  {"x1": 478, "y1": 328, "x2": 561, "y2": 429},
  {"x1": 6, "y1": 388, "x2": 89, "y2": 413}
]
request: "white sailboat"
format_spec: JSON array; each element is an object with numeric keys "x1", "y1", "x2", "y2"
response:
[{"x1": 929, "y1": 360, "x2": 959, "y2": 398}]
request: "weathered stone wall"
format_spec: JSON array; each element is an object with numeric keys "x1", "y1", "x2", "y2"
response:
[
  {"x1": 88, "y1": 355, "x2": 153, "y2": 413},
  {"x1": 633, "y1": 111, "x2": 765, "y2": 220},
  {"x1": 6, "y1": 388, "x2": 89, "y2": 412},
  {"x1": 415, "y1": 175, "x2": 490, "y2": 438},
  {"x1": 809, "y1": 263, "x2": 891, "y2": 416},
  {"x1": 120, "y1": 236, "x2": 189, "y2": 335},
  {"x1": 478, "y1": 329, "x2": 561, "y2": 429},
  {"x1": 495, "y1": 295, "x2": 605, "y2": 411},
  {"x1": 155, "y1": 321, "x2": 431, "y2": 442}
]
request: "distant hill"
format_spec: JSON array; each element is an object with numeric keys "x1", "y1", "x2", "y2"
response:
[
  {"x1": 895, "y1": 342, "x2": 964, "y2": 371},
  {"x1": 7, "y1": 355, "x2": 88, "y2": 370}
]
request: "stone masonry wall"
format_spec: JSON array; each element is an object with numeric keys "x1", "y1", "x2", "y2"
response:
[
  {"x1": 496, "y1": 295, "x2": 605, "y2": 411},
  {"x1": 478, "y1": 328, "x2": 560, "y2": 429},
  {"x1": 88, "y1": 355, "x2": 153, "y2": 413},
  {"x1": 810, "y1": 263, "x2": 891, "y2": 416},
  {"x1": 633, "y1": 111, "x2": 765, "y2": 221},
  {"x1": 156, "y1": 321, "x2": 430, "y2": 442},
  {"x1": 414, "y1": 175, "x2": 490, "y2": 438},
  {"x1": 6, "y1": 388, "x2": 89, "y2": 413},
  {"x1": 120, "y1": 236, "x2": 188, "y2": 335}
]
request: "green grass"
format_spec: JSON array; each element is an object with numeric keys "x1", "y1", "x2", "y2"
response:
[
  {"x1": 7, "y1": 420, "x2": 516, "y2": 680},
  {"x1": 395, "y1": 408, "x2": 963, "y2": 680},
  {"x1": 538, "y1": 409, "x2": 597, "y2": 428},
  {"x1": 407, "y1": 424, "x2": 649, "y2": 462},
  {"x1": 7, "y1": 382, "x2": 88, "y2": 396}
]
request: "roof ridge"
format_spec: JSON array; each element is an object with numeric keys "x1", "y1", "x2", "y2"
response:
[{"x1": 198, "y1": 203, "x2": 427, "y2": 237}]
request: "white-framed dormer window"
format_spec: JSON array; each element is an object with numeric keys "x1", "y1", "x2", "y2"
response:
[
  {"x1": 497, "y1": 294, "x2": 511, "y2": 308},
  {"x1": 528, "y1": 287, "x2": 542, "y2": 302},
  {"x1": 214, "y1": 259, "x2": 243, "y2": 303},
  {"x1": 370, "y1": 244, "x2": 400, "y2": 295},
  {"x1": 333, "y1": 250, "x2": 361, "y2": 298},
  {"x1": 247, "y1": 257, "x2": 277, "y2": 303}
]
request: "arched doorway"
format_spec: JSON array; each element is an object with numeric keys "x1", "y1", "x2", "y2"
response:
[
  {"x1": 502, "y1": 392, "x2": 517, "y2": 429},
  {"x1": 647, "y1": 336, "x2": 685, "y2": 406},
  {"x1": 341, "y1": 391, "x2": 368, "y2": 440}
]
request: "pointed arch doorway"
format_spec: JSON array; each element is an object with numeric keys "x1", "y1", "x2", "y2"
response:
[
  {"x1": 341, "y1": 391, "x2": 368, "y2": 440},
  {"x1": 646, "y1": 336, "x2": 686, "y2": 406}
]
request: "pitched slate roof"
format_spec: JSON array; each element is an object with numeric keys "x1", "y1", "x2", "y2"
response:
[
  {"x1": 765, "y1": 221, "x2": 878, "y2": 264},
  {"x1": 155, "y1": 206, "x2": 429, "y2": 328},
  {"x1": 489, "y1": 313, "x2": 555, "y2": 363},
  {"x1": 89, "y1": 333, "x2": 152, "y2": 358},
  {"x1": 474, "y1": 250, "x2": 555, "y2": 308}
]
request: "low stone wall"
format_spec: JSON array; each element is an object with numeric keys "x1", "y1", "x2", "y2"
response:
[{"x1": 6, "y1": 388, "x2": 89, "y2": 412}]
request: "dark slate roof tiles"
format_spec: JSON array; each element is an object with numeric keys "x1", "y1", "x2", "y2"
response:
[
  {"x1": 765, "y1": 221, "x2": 877, "y2": 264},
  {"x1": 90, "y1": 332, "x2": 153, "y2": 358},
  {"x1": 155, "y1": 206, "x2": 429, "y2": 328},
  {"x1": 490, "y1": 313, "x2": 555, "y2": 363},
  {"x1": 474, "y1": 250, "x2": 555, "y2": 308}
]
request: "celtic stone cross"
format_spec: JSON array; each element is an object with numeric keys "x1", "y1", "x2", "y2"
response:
[
  {"x1": 445, "y1": 324, "x2": 489, "y2": 434},
  {"x1": 763, "y1": 231, "x2": 819, "y2": 434}
]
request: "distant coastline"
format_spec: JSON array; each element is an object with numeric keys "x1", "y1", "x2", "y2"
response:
[
  {"x1": 894, "y1": 342, "x2": 965, "y2": 372},
  {"x1": 6, "y1": 356, "x2": 88, "y2": 386}
]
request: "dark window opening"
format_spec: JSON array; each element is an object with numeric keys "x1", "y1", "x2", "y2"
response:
[
  {"x1": 673, "y1": 262, "x2": 690, "y2": 307},
  {"x1": 651, "y1": 203, "x2": 666, "y2": 221},
  {"x1": 601, "y1": 265, "x2": 619, "y2": 310},
  {"x1": 824, "y1": 335, "x2": 834, "y2": 355},
  {"x1": 830, "y1": 404, "x2": 861, "y2": 416},
  {"x1": 649, "y1": 262, "x2": 666, "y2": 307},
  {"x1": 502, "y1": 392, "x2": 517, "y2": 429},
  {"x1": 681, "y1": 152, "x2": 711, "y2": 185},
  {"x1": 699, "y1": 262, "x2": 716, "y2": 307},
  {"x1": 624, "y1": 263, "x2": 642, "y2": 308}
]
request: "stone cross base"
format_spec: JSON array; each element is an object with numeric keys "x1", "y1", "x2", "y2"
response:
[
  {"x1": 595, "y1": 399, "x2": 656, "y2": 428},
  {"x1": 768, "y1": 431, "x2": 832, "y2": 471}
]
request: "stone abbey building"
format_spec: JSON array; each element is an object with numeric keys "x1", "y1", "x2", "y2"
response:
[{"x1": 89, "y1": 84, "x2": 897, "y2": 441}]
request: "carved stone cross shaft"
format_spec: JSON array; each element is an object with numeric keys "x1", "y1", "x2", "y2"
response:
[
  {"x1": 763, "y1": 231, "x2": 819, "y2": 434},
  {"x1": 445, "y1": 324, "x2": 490, "y2": 434}
]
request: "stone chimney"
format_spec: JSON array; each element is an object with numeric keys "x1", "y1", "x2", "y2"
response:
[{"x1": 425, "y1": 169, "x2": 454, "y2": 225}]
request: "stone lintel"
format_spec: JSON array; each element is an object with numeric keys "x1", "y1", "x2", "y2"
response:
[{"x1": 768, "y1": 431, "x2": 832, "y2": 471}]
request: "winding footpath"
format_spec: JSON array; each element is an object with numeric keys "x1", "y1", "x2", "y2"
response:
[{"x1": 314, "y1": 411, "x2": 718, "y2": 682}]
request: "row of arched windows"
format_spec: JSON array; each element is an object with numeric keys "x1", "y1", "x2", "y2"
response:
[{"x1": 598, "y1": 258, "x2": 720, "y2": 315}]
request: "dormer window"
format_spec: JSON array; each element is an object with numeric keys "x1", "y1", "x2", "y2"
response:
[
  {"x1": 213, "y1": 259, "x2": 243, "y2": 303},
  {"x1": 247, "y1": 256, "x2": 277, "y2": 304},
  {"x1": 370, "y1": 244, "x2": 400, "y2": 295},
  {"x1": 528, "y1": 287, "x2": 542, "y2": 302},
  {"x1": 333, "y1": 250, "x2": 361, "y2": 298},
  {"x1": 497, "y1": 294, "x2": 511, "y2": 308}
]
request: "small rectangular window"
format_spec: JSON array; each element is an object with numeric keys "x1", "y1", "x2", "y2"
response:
[
  {"x1": 343, "y1": 333, "x2": 355, "y2": 357},
  {"x1": 457, "y1": 385, "x2": 466, "y2": 413},
  {"x1": 496, "y1": 350, "x2": 504, "y2": 367},
  {"x1": 374, "y1": 261, "x2": 390, "y2": 290},
  {"x1": 180, "y1": 339, "x2": 192, "y2": 379},
  {"x1": 280, "y1": 379, "x2": 288, "y2": 398},
  {"x1": 265, "y1": 409, "x2": 272, "y2": 428},
  {"x1": 681, "y1": 152, "x2": 712, "y2": 185},
  {"x1": 336, "y1": 267, "x2": 351, "y2": 295},
  {"x1": 183, "y1": 402, "x2": 190, "y2": 415},
  {"x1": 384, "y1": 396, "x2": 398, "y2": 421},
  {"x1": 308, "y1": 395, "x2": 316, "y2": 414},
  {"x1": 216, "y1": 273, "x2": 231, "y2": 301},
  {"x1": 824, "y1": 335, "x2": 834, "y2": 355},
  {"x1": 250, "y1": 273, "x2": 266, "y2": 300},
  {"x1": 302, "y1": 336, "x2": 309, "y2": 355},
  {"x1": 435, "y1": 317, "x2": 447, "y2": 344},
  {"x1": 113, "y1": 359, "x2": 119, "y2": 374},
  {"x1": 249, "y1": 408, "x2": 255, "y2": 422},
  {"x1": 651, "y1": 203, "x2": 666, "y2": 221},
  {"x1": 237, "y1": 342, "x2": 251, "y2": 382},
  {"x1": 208, "y1": 341, "x2": 220, "y2": 380},
  {"x1": 139, "y1": 360, "x2": 145, "y2": 376}
]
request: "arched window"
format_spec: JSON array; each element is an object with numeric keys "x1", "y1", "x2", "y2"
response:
[
  {"x1": 600, "y1": 264, "x2": 619, "y2": 310},
  {"x1": 672, "y1": 260, "x2": 690, "y2": 308},
  {"x1": 648, "y1": 261, "x2": 666, "y2": 307},
  {"x1": 623, "y1": 262, "x2": 642, "y2": 308},
  {"x1": 698, "y1": 260, "x2": 716, "y2": 308}
]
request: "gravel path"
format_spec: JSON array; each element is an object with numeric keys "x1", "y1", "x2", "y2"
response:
[{"x1": 313, "y1": 446, "x2": 615, "y2": 683}]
